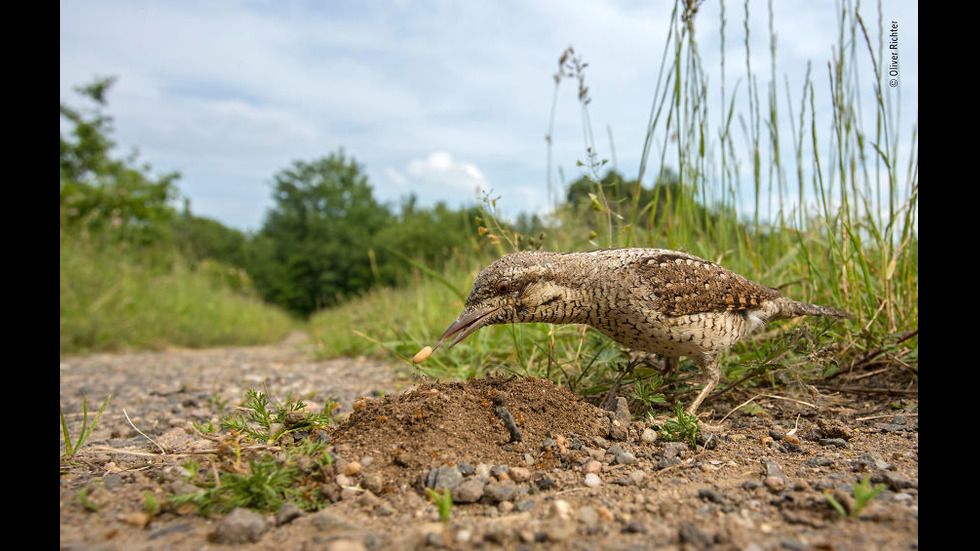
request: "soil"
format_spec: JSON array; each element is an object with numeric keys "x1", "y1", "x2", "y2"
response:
[{"x1": 60, "y1": 331, "x2": 918, "y2": 550}]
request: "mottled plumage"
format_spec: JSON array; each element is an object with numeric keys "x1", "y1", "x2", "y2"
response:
[{"x1": 438, "y1": 248, "x2": 851, "y2": 415}]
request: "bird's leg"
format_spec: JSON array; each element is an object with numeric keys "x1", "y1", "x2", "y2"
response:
[
  {"x1": 661, "y1": 356, "x2": 677, "y2": 379},
  {"x1": 685, "y1": 356, "x2": 720, "y2": 417}
]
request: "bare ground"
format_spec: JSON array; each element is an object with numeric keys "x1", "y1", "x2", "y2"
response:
[{"x1": 60, "y1": 332, "x2": 918, "y2": 550}]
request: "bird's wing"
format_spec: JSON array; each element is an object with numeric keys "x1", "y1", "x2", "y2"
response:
[{"x1": 635, "y1": 251, "x2": 780, "y2": 316}]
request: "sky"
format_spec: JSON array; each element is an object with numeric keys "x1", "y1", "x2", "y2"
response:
[{"x1": 60, "y1": 0, "x2": 917, "y2": 233}]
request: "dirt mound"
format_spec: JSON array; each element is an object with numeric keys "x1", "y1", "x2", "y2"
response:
[{"x1": 330, "y1": 376, "x2": 611, "y2": 489}]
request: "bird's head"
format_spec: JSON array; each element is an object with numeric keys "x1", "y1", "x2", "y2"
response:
[{"x1": 436, "y1": 251, "x2": 574, "y2": 349}]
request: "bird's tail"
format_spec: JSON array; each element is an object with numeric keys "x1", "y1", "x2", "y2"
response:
[{"x1": 775, "y1": 297, "x2": 854, "y2": 320}]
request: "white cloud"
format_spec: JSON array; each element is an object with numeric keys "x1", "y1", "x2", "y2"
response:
[{"x1": 406, "y1": 152, "x2": 488, "y2": 196}]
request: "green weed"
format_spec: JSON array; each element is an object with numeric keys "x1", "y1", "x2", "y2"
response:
[
  {"x1": 170, "y1": 389, "x2": 338, "y2": 516},
  {"x1": 219, "y1": 388, "x2": 337, "y2": 444},
  {"x1": 654, "y1": 403, "x2": 702, "y2": 448},
  {"x1": 60, "y1": 394, "x2": 111, "y2": 461},
  {"x1": 825, "y1": 474, "x2": 887, "y2": 518}
]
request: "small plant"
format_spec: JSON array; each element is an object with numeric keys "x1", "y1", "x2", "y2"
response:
[
  {"x1": 825, "y1": 474, "x2": 887, "y2": 518},
  {"x1": 654, "y1": 402, "x2": 701, "y2": 448},
  {"x1": 144, "y1": 492, "x2": 161, "y2": 516},
  {"x1": 171, "y1": 455, "x2": 297, "y2": 515},
  {"x1": 61, "y1": 394, "x2": 111, "y2": 461},
  {"x1": 77, "y1": 487, "x2": 102, "y2": 512},
  {"x1": 628, "y1": 371, "x2": 666, "y2": 411},
  {"x1": 170, "y1": 388, "x2": 339, "y2": 516},
  {"x1": 220, "y1": 388, "x2": 334, "y2": 443},
  {"x1": 426, "y1": 487, "x2": 454, "y2": 524}
]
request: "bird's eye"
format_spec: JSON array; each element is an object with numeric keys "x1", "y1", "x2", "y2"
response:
[{"x1": 495, "y1": 279, "x2": 511, "y2": 295}]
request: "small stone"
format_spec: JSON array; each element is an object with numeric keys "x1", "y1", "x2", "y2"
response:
[
  {"x1": 615, "y1": 451, "x2": 638, "y2": 465},
  {"x1": 210, "y1": 508, "x2": 269, "y2": 544},
  {"x1": 426, "y1": 465, "x2": 463, "y2": 490},
  {"x1": 584, "y1": 473, "x2": 602, "y2": 488},
  {"x1": 698, "y1": 488, "x2": 725, "y2": 503},
  {"x1": 640, "y1": 427, "x2": 658, "y2": 443},
  {"x1": 664, "y1": 441, "x2": 688, "y2": 459},
  {"x1": 609, "y1": 422, "x2": 629, "y2": 441},
  {"x1": 119, "y1": 512, "x2": 151, "y2": 527},
  {"x1": 275, "y1": 503, "x2": 303, "y2": 526},
  {"x1": 452, "y1": 478, "x2": 486, "y2": 503},
  {"x1": 817, "y1": 418, "x2": 854, "y2": 440},
  {"x1": 515, "y1": 499, "x2": 536, "y2": 512},
  {"x1": 335, "y1": 474, "x2": 354, "y2": 487},
  {"x1": 612, "y1": 396, "x2": 632, "y2": 426},
  {"x1": 360, "y1": 472, "x2": 384, "y2": 495},
  {"x1": 319, "y1": 482, "x2": 342, "y2": 503},
  {"x1": 623, "y1": 520, "x2": 647, "y2": 533},
  {"x1": 531, "y1": 471, "x2": 557, "y2": 491},
  {"x1": 509, "y1": 466, "x2": 531, "y2": 482},
  {"x1": 484, "y1": 479, "x2": 518, "y2": 503},
  {"x1": 764, "y1": 476, "x2": 786, "y2": 492}
]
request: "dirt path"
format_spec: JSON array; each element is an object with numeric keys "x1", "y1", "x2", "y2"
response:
[{"x1": 60, "y1": 332, "x2": 918, "y2": 550}]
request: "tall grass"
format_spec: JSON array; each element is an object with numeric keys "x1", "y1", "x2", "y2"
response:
[
  {"x1": 311, "y1": 0, "x2": 917, "y2": 407},
  {"x1": 60, "y1": 231, "x2": 298, "y2": 355}
]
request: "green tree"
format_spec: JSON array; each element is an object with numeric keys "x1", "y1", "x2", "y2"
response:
[
  {"x1": 60, "y1": 77, "x2": 180, "y2": 243},
  {"x1": 172, "y1": 201, "x2": 248, "y2": 268},
  {"x1": 371, "y1": 196, "x2": 479, "y2": 283},
  {"x1": 247, "y1": 151, "x2": 391, "y2": 316}
]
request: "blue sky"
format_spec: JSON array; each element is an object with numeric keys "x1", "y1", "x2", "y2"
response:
[{"x1": 60, "y1": 0, "x2": 917, "y2": 232}]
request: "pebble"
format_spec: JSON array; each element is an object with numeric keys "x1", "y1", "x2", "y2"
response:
[
  {"x1": 426, "y1": 465, "x2": 463, "y2": 490},
  {"x1": 640, "y1": 427, "x2": 658, "y2": 443},
  {"x1": 484, "y1": 479, "x2": 518, "y2": 503},
  {"x1": 531, "y1": 471, "x2": 557, "y2": 491},
  {"x1": 509, "y1": 466, "x2": 531, "y2": 482},
  {"x1": 360, "y1": 472, "x2": 384, "y2": 495},
  {"x1": 275, "y1": 503, "x2": 303, "y2": 526},
  {"x1": 452, "y1": 478, "x2": 486, "y2": 503},
  {"x1": 615, "y1": 450, "x2": 638, "y2": 465},
  {"x1": 623, "y1": 520, "x2": 647, "y2": 533},
  {"x1": 118, "y1": 512, "x2": 151, "y2": 527},
  {"x1": 764, "y1": 476, "x2": 786, "y2": 493},
  {"x1": 697, "y1": 488, "x2": 725, "y2": 503},
  {"x1": 210, "y1": 508, "x2": 269, "y2": 544},
  {"x1": 583, "y1": 473, "x2": 602, "y2": 488},
  {"x1": 344, "y1": 461, "x2": 362, "y2": 476},
  {"x1": 663, "y1": 441, "x2": 688, "y2": 459}
]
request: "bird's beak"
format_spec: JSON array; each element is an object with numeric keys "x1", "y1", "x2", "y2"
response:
[{"x1": 435, "y1": 307, "x2": 500, "y2": 350}]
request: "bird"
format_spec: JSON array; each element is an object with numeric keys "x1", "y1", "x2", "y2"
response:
[{"x1": 434, "y1": 248, "x2": 852, "y2": 416}]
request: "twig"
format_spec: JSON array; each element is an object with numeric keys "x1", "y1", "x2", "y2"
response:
[
  {"x1": 123, "y1": 408, "x2": 165, "y2": 454},
  {"x1": 855, "y1": 412, "x2": 918, "y2": 422}
]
